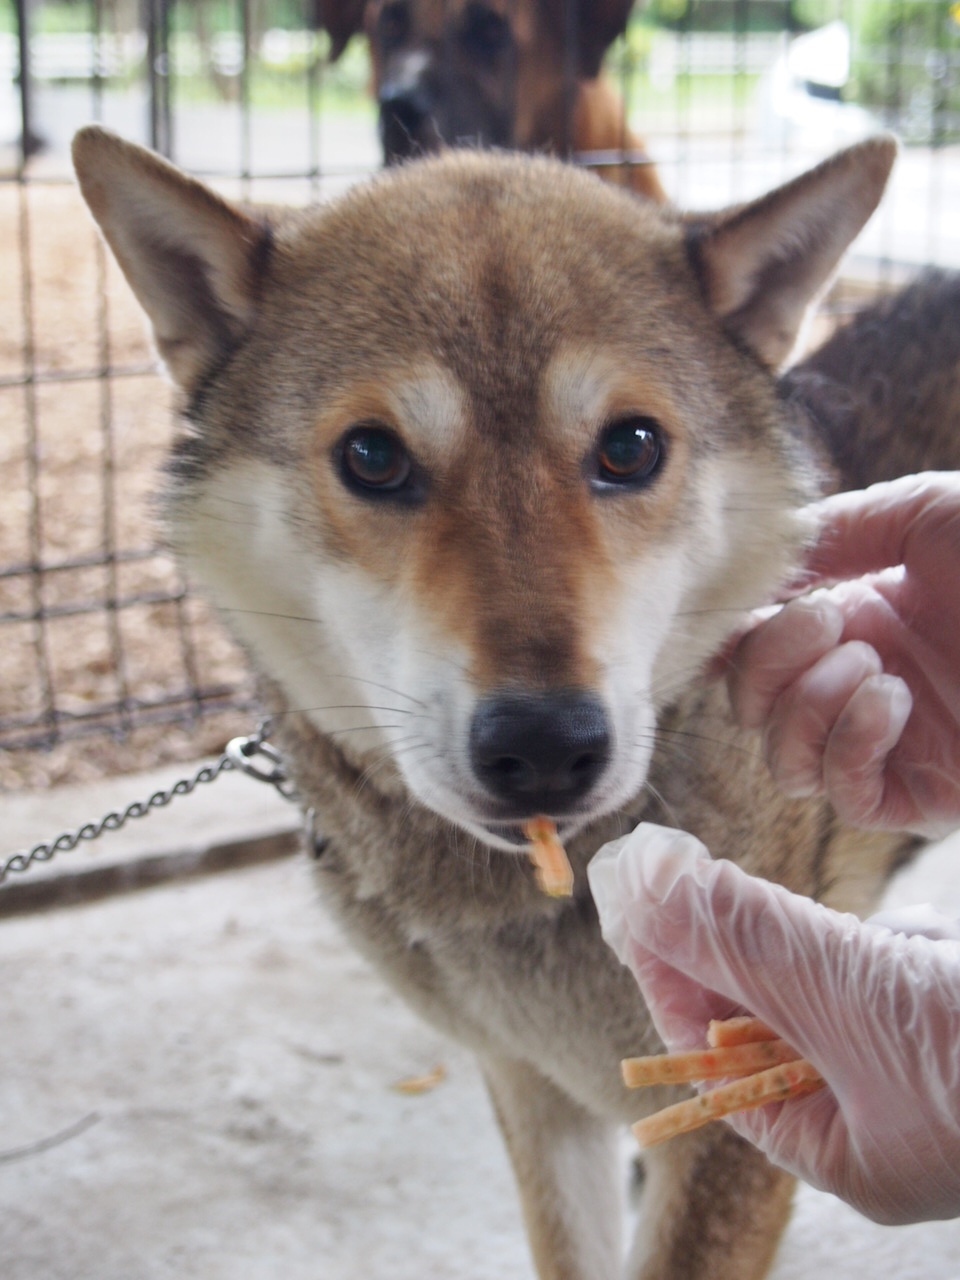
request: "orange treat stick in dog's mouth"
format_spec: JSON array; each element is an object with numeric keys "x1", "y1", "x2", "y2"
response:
[{"x1": 523, "y1": 817, "x2": 574, "y2": 897}]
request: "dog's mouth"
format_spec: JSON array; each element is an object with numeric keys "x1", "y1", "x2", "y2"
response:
[{"x1": 472, "y1": 816, "x2": 581, "y2": 855}]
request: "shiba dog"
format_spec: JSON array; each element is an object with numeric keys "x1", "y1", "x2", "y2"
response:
[
  {"x1": 314, "y1": 0, "x2": 667, "y2": 199},
  {"x1": 73, "y1": 125, "x2": 917, "y2": 1278}
]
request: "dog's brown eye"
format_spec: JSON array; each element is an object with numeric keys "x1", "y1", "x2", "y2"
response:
[
  {"x1": 378, "y1": 1, "x2": 409, "y2": 52},
  {"x1": 461, "y1": 5, "x2": 511, "y2": 60},
  {"x1": 340, "y1": 425, "x2": 412, "y2": 494},
  {"x1": 595, "y1": 416, "x2": 665, "y2": 488}
]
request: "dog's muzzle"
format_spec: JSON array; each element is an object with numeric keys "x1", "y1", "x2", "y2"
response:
[{"x1": 378, "y1": 52, "x2": 441, "y2": 163}]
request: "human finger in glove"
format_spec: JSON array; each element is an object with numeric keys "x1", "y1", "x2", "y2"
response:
[
  {"x1": 588, "y1": 823, "x2": 960, "y2": 1226},
  {"x1": 725, "y1": 472, "x2": 960, "y2": 836}
]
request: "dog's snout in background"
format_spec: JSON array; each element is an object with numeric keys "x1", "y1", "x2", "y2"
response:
[
  {"x1": 378, "y1": 54, "x2": 440, "y2": 160},
  {"x1": 469, "y1": 689, "x2": 612, "y2": 814},
  {"x1": 316, "y1": 0, "x2": 668, "y2": 200}
]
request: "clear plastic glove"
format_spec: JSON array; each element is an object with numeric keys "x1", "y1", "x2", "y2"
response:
[
  {"x1": 725, "y1": 472, "x2": 960, "y2": 836},
  {"x1": 588, "y1": 823, "x2": 960, "y2": 1226}
]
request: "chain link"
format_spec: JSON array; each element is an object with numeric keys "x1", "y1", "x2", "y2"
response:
[{"x1": 0, "y1": 726, "x2": 300, "y2": 888}]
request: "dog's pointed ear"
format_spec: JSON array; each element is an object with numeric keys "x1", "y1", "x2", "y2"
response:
[
  {"x1": 688, "y1": 137, "x2": 897, "y2": 369},
  {"x1": 72, "y1": 126, "x2": 271, "y2": 392},
  {"x1": 547, "y1": 0, "x2": 636, "y2": 78},
  {"x1": 312, "y1": 0, "x2": 368, "y2": 61}
]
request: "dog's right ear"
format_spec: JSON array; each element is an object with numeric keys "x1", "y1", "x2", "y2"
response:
[
  {"x1": 72, "y1": 126, "x2": 271, "y2": 392},
  {"x1": 688, "y1": 136, "x2": 897, "y2": 369}
]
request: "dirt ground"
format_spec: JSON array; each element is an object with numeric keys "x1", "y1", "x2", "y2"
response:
[
  {"x1": 2, "y1": 831, "x2": 960, "y2": 1280},
  {"x1": 0, "y1": 178, "x2": 256, "y2": 790}
]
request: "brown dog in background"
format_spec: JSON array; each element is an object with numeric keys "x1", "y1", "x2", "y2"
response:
[{"x1": 314, "y1": 0, "x2": 667, "y2": 200}]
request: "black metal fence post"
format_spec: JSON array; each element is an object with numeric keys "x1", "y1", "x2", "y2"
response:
[
  {"x1": 14, "y1": 0, "x2": 34, "y2": 164},
  {"x1": 144, "y1": 0, "x2": 174, "y2": 157}
]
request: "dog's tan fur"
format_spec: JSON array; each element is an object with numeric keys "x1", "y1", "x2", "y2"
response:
[
  {"x1": 316, "y1": 0, "x2": 667, "y2": 200},
  {"x1": 73, "y1": 127, "x2": 919, "y2": 1279}
]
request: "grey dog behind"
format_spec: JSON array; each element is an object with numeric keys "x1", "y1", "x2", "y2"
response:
[{"x1": 785, "y1": 269, "x2": 960, "y2": 492}]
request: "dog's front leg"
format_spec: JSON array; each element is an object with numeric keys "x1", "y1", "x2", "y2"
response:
[
  {"x1": 482, "y1": 1055, "x2": 623, "y2": 1280},
  {"x1": 627, "y1": 1124, "x2": 796, "y2": 1280}
]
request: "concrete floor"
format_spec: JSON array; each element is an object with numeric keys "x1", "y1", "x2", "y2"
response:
[{"x1": 2, "y1": 766, "x2": 960, "y2": 1279}]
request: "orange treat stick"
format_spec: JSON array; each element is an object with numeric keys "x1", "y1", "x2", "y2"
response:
[
  {"x1": 631, "y1": 1058, "x2": 825, "y2": 1150},
  {"x1": 621, "y1": 1037, "x2": 800, "y2": 1088},
  {"x1": 392, "y1": 1064, "x2": 447, "y2": 1095},
  {"x1": 707, "y1": 1016, "x2": 778, "y2": 1048},
  {"x1": 523, "y1": 817, "x2": 574, "y2": 898}
]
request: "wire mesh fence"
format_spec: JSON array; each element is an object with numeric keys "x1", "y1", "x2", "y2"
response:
[{"x1": 1, "y1": 0, "x2": 958, "y2": 789}]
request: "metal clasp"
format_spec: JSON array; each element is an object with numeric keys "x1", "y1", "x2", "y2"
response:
[{"x1": 225, "y1": 733, "x2": 299, "y2": 801}]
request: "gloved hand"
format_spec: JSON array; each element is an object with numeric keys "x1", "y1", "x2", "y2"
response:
[
  {"x1": 725, "y1": 472, "x2": 960, "y2": 837},
  {"x1": 588, "y1": 823, "x2": 960, "y2": 1226}
]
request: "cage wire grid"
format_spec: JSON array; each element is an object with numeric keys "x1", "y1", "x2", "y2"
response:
[
  {"x1": 0, "y1": 0, "x2": 277, "y2": 789},
  {"x1": 1, "y1": 0, "x2": 958, "y2": 789}
]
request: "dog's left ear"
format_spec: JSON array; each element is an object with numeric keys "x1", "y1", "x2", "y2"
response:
[
  {"x1": 548, "y1": 0, "x2": 637, "y2": 79},
  {"x1": 72, "y1": 126, "x2": 271, "y2": 392},
  {"x1": 689, "y1": 136, "x2": 897, "y2": 369}
]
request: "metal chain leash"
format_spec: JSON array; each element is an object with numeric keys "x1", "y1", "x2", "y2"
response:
[{"x1": 0, "y1": 725, "x2": 301, "y2": 888}]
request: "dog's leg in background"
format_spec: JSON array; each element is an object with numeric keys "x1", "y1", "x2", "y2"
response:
[
  {"x1": 483, "y1": 1056, "x2": 623, "y2": 1280},
  {"x1": 627, "y1": 1128, "x2": 796, "y2": 1279}
]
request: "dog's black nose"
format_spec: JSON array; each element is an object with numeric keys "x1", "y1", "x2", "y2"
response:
[
  {"x1": 469, "y1": 690, "x2": 611, "y2": 812},
  {"x1": 379, "y1": 83, "x2": 434, "y2": 160}
]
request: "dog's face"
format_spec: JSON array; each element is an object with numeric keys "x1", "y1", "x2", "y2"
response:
[
  {"x1": 320, "y1": 0, "x2": 637, "y2": 162},
  {"x1": 72, "y1": 130, "x2": 894, "y2": 852},
  {"x1": 367, "y1": 1, "x2": 519, "y2": 160}
]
